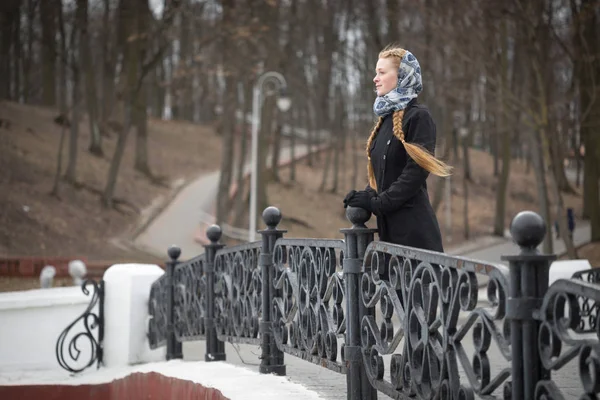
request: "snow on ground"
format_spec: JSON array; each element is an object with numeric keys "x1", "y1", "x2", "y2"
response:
[{"x1": 0, "y1": 359, "x2": 324, "y2": 400}]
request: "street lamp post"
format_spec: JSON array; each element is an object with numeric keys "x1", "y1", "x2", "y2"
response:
[{"x1": 249, "y1": 72, "x2": 291, "y2": 242}]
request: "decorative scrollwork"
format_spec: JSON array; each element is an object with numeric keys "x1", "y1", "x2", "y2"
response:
[
  {"x1": 214, "y1": 241, "x2": 262, "y2": 344},
  {"x1": 148, "y1": 274, "x2": 169, "y2": 349},
  {"x1": 572, "y1": 269, "x2": 600, "y2": 334},
  {"x1": 173, "y1": 254, "x2": 207, "y2": 341},
  {"x1": 271, "y1": 239, "x2": 346, "y2": 372},
  {"x1": 360, "y1": 242, "x2": 512, "y2": 399},
  {"x1": 536, "y1": 278, "x2": 600, "y2": 400},
  {"x1": 56, "y1": 280, "x2": 104, "y2": 373}
]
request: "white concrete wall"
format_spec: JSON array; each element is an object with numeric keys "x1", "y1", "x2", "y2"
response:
[
  {"x1": 0, "y1": 286, "x2": 95, "y2": 372},
  {"x1": 102, "y1": 263, "x2": 165, "y2": 367}
]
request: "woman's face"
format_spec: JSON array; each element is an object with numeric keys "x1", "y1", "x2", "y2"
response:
[{"x1": 373, "y1": 57, "x2": 398, "y2": 97}]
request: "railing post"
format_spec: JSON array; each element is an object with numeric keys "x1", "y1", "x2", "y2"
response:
[
  {"x1": 340, "y1": 207, "x2": 377, "y2": 400},
  {"x1": 502, "y1": 211, "x2": 556, "y2": 400},
  {"x1": 204, "y1": 224, "x2": 226, "y2": 362},
  {"x1": 258, "y1": 206, "x2": 286, "y2": 375},
  {"x1": 166, "y1": 245, "x2": 183, "y2": 360}
]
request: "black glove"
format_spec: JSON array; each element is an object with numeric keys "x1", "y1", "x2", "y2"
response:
[
  {"x1": 343, "y1": 190, "x2": 357, "y2": 208},
  {"x1": 346, "y1": 190, "x2": 373, "y2": 212}
]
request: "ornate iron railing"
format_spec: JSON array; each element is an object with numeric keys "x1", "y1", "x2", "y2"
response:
[
  {"x1": 360, "y1": 242, "x2": 511, "y2": 399},
  {"x1": 214, "y1": 241, "x2": 263, "y2": 345},
  {"x1": 141, "y1": 205, "x2": 600, "y2": 400},
  {"x1": 572, "y1": 268, "x2": 600, "y2": 334},
  {"x1": 173, "y1": 253, "x2": 207, "y2": 341},
  {"x1": 148, "y1": 274, "x2": 169, "y2": 349},
  {"x1": 535, "y1": 278, "x2": 600, "y2": 399},
  {"x1": 272, "y1": 238, "x2": 346, "y2": 372},
  {"x1": 56, "y1": 279, "x2": 104, "y2": 373}
]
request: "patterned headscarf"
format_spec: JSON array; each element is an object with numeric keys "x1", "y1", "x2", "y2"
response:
[{"x1": 373, "y1": 50, "x2": 423, "y2": 117}]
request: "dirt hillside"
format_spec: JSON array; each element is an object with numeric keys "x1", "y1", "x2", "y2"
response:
[{"x1": 0, "y1": 100, "x2": 221, "y2": 263}]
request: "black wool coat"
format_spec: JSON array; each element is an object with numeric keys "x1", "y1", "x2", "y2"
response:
[{"x1": 366, "y1": 99, "x2": 444, "y2": 252}]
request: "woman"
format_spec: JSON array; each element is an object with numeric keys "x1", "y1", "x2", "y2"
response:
[{"x1": 344, "y1": 46, "x2": 451, "y2": 252}]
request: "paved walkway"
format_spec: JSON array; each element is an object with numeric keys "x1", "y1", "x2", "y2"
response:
[
  {"x1": 182, "y1": 328, "x2": 585, "y2": 400},
  {"x1": 133, "y1": 144, "x2": 316, "y2": 259}
]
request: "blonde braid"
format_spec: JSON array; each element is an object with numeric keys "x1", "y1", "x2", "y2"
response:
[
  {"x1": 392, "y1": 109, "x2": 452, "y2": 177},
  {"x1": 392, "y1": 110, "x2": 406, "y2": 143},
  {"x1": 379, "y1": 46, "x2": 407, "y2": 60},
  {"x1": 366, "y1": 117, "x2": 384, "y2": 190}
]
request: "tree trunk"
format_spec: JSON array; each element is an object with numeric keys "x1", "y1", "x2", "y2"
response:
[
  {"x1": 548, "y1": 126, "x2": 575, "y2": 194},
  {"x1": 100, "y1": 0, "x2": 115, "y2": 136},
  {"x1": 574, "y1": 0, "x2": 600, "y2": 241},
  {"x1": 152, "y1": 58, "x2": 166, "y2": 118},
  {"x1": 65, "y1": 76, "x2": 80, "y2": 184},
  {"x1": 77, "y1": 0, "x2": 103, "y2": 157},
  {"x1": 493, "y1": 121, "x2": 511, "y2": 236},
  {"x1": 103, "y1": 100, "x2": 133, "y2": 208},
  {"x1": 56, "y1": 0, "x2": 67, "y2": 114},
  {"x1": 40, "y1": 0, "x2": 57, "y2": 107},
  {"x1": 102, "y1": 0, "x2": 139, "y2": 207},
  {"x1": 12, "y1": 1, "x2": 21, "y2": 101},
  {"x1": 215, "y1": 74, "x2": 237, "y2": 225},
  {"x1": 531, "y1": 128, "x2": 553, "y2": 254},
  {"x1": 232, "y1": 81, "x2": 251, "y2": 228},
  {"x1": 319, "y1": 144, "x2": 334, "y2": 192},
  {"x1": 179, "y1": 8, "x2": 193, "y2": 121},
  {"x1": 64, "y1": 25, "x2": 80, "y2": 185},
  {"x1": 492, "y1": 133, "x2": 499, "y2": 177},
  {"x1": 289, "y1": 106, "x2": 297, "y2": 182},
  {"x1": 133, "y1": 0, "x2": 153, "y2": 175},
  {"x1": 255, "y1": 94, "x2": 276, "y2": 228},
  {"x1": 51, "y1": 118, "x2": 68, "y2": 197},
  {"x1": 351, "y1": 111, "x2": 358, "y2": 190},
  {"x1": 305, "y1": 102, "x2": 315, "y2": 167},
  {"x1": 462, "y1": 135, "x2": 470, "y2": 239},
  {"x1": 0, "y1": 3, "x2": 14, "y2": 100},
  {"x1": 215, "y1": 0, "x2": 237, "y2": 226},
  {"x1": 331, "y1": 86, "x2": 344, "y2": 194},
  {"x1": 23, "y1": 0, "x2": 35, "y2": 102},
  {"x1": 134, "y1": 80, "x2": 151, "y2": 176},
  {"x1": 544, "y1": 127, "x2": 578, "y2": 258},
  {"x1": 493, "y1": 19, "x2": 511, "y2": 237},
  {"x1": 271, "y1": 118, "x2": 282, "y2": 182}
]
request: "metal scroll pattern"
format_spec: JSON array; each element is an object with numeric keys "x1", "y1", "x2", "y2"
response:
[
  {"x1": 148, "y1": 274, "x2": 169, "y2": 349},
  {"x1": 571, "y1": 268, "x2": 600, "y2": 334},
  {"x1": 272, "y1": 239, "x2": 346, "y2": 373},
  {"x1": 360, "y1": 242, "x2": 512, "y2": 399},
  {"x1": 535, "y1": 278, "x2": 600, "y2": 400},
  {"x1": 173, "y1": 254, "x2": 207, "y2": 341},
  {"x1": 56, "y1": 280, "x2": 104, "y2": 373},
  {"x1": 214, "y1": 241, "x2": 262, "y2": 345}
]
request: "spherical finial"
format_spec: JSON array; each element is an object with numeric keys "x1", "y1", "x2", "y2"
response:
[
  {"x1": 168, "y1": 245, "x2": 181, "y2": 261},
  {"x1": 206, "y1": 224, "x2": 222, "y2": 243},
  {"x1": 262, "y1": 206, "x2": 282, "y2": 229},
  {"x1": 68, "y1": 260, "x2": 87, "y2": 286},
  {"x1": 40, "y1": 265, "x2": 56, "y2": 289},
  {"x1": 346, "y1": 206, "x2": 371, "y2": 228},
  {"x1": 510, "y1": 211, "x2": 546, "y2": 250}
]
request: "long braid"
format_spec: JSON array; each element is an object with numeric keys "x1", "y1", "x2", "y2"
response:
[
  {"x1": 392, "y1": 110, "x2": 406, "y2": 144},
  {"x1": 366, "y1": 117, "x2": 384, "y2": 190},
  {"x1": 392, "y1": 109, "x2": 452, "y2": 176}
]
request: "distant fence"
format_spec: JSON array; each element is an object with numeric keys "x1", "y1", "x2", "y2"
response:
[
  {"x1": 0, "y1": 256, "x2": 130, "y2": 279},
  {"x1": 145, "y1": 206, "x2": 600, "y2": 399}
]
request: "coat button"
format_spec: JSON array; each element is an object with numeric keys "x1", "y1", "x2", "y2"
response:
[
  {"x1": 387, "y1": 140, "x2": 391, "y2": 145},
  {"x1": 383, "y1": 155, "x2": 386, "y2": 160}
]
